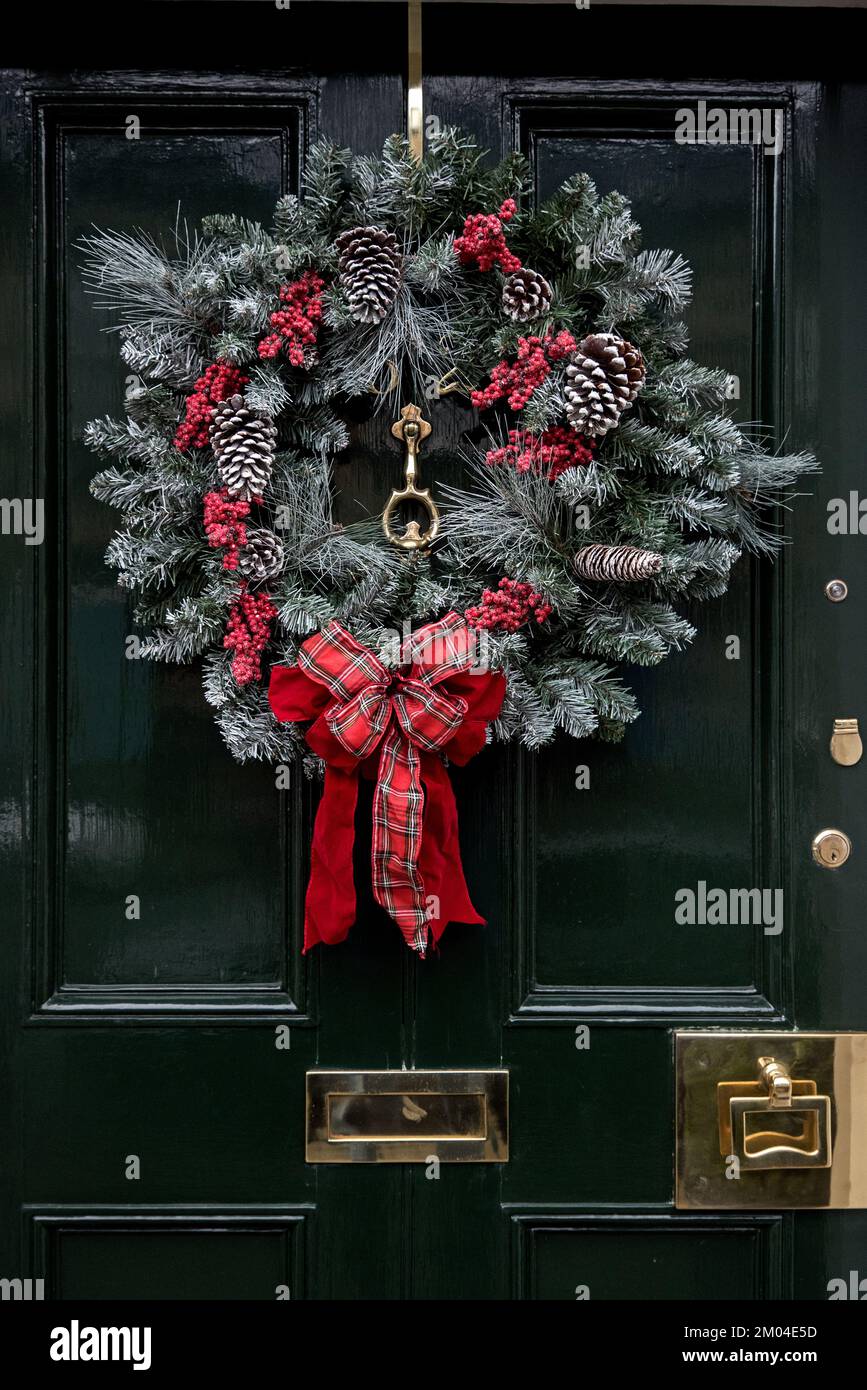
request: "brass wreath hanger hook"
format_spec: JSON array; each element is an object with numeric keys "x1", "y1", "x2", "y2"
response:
[
  {"x1": 383, "y1": 404, "x2": 440, "y2": 551},
  {"x1": 408, "y1": 0, "x2": 423, "y2": 163}
]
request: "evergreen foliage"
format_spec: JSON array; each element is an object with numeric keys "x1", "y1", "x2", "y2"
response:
[{"x1": 82, "y1": 129, "x2": 818, "y2": 760}]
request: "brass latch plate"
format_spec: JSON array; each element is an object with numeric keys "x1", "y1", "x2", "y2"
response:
[{"x1": 306, "y1": 1070, "x2": 508, "y2": 1164}]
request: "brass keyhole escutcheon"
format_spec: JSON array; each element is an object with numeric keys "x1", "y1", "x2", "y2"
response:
[
  {"x1": 811, "y1": 828, "x2": 852, "y2": 869},
  {"x1": 830, "y1": 718, "x2": 863, "y2": 766},
  {"x1": 383, "y1": 404, "x2": 440, "y2": 551}
]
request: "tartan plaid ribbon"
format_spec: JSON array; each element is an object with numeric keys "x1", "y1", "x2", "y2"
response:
[{"x1": 269, "y1": 612, "x2": 505, "y2": 955}]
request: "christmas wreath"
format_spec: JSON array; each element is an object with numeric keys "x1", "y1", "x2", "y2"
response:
[{"x1": 82, "y1": 130, "x2": 816, "y2": 954}]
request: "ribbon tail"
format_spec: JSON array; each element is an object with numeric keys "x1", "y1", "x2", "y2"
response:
[
  {"x1": 419, "y1": 754, "x2": 486, "y2": 942},
  {"x1": 371, "y1": 729, "x2": 430, "y2": 956},
  {"x1": 303, "y1": 764, "x2": 359, "y2": 951}
]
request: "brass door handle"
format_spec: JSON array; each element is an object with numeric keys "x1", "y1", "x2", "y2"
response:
[
  {"x1": 717, "y1": 1055, "x2": 832, "y2": 1171},
  {"x1": 676, "y1": 1032, "x2": 867, "y2": 1209}
]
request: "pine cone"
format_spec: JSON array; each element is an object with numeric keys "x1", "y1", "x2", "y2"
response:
[
  {"x1": 573, "y1": 543, "x2": 662, "y2": 583},
  {"x1": 564, "y1": 333, "x2": 645, "y2": 437},
  {"x1": 210, "y1": 394, "x2": 277, "y2": 500},
  {"x1": 238, "y1": 527, "x2": 285, "y2": 582},
  {"x1": 335, "y1": 225, "x2": 402, "y2": 325},
  {"x1": 501, "y1": 267, "x2": 553, "y2": 322}
]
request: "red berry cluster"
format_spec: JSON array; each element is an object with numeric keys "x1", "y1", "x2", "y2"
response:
[
  {"x1": 485, "y1": 426, "x2": 594, "y2": 482},
  {"x1": 203, "y1": 489, "x2": 260, "y2": 571},
  {"x1": 258, "y1": 270, "x2": 325, "y2": 365},
  {"x1": 174, "y1": 361, "x2": 249, "y2": 451},
  {"x1": 465, "y1": 577, "x2": 552, "y2": 632},
  {"x1": 471, "y1": 331, "x2": 577, "y2": 411},
  {"x1": 454, "y1": 198, "x2": 521, "y2": 273},
  {"x1": 223, "y1": 582, "x2": 278, "y2": 684}
]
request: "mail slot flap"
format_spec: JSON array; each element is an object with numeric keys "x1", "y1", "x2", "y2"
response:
[{"x1": 306, "y1": 1070, "x2": 508, "y2": 1164}]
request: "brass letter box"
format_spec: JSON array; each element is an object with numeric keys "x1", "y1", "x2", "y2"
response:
[{"x1": 306, "y1": 1069, "x2": 508, "y2": 1164}]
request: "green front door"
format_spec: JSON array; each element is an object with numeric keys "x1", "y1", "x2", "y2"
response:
[{"x1": 3, "y1": 3, "x2": 866, "y2": 1302}]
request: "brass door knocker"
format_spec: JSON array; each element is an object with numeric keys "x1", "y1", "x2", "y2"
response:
[{"x1": 383, "y1": 404, "x2": 440, "y2": 551}]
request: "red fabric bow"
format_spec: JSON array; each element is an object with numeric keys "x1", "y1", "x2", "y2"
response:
[{"x1": 269, "y1": 612, "x2": 505, "y2": 955}]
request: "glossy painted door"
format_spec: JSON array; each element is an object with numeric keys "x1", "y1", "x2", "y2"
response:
[{"x1": 2, "y1": 3, "x2": 865, "y2": 1301}]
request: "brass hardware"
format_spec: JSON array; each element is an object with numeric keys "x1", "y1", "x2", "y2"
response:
[
  {"x1": 757, "y1": 1055, "x2": 792, "y2": 1106},
  {"x1": 407, "y1": 0, "x2": 423, "y2": 163},
  {"x1": 383, "y1": 404, "x2": 440, "y2": 551},
  {"x1": 830, "y1": 718, "x2": 863, "y2": 766},
  {"x1": 718, "y1": 1056, "x2": 832, "y2": 1171},
  {"x1": 306, "y1": 1070, "x2": 508, "y2": 1163},
  {"x1": 676, "y1": 1032, "x2": 867, "y2": 1208},
  {"x1": 825, "y1": 578, "x2": 848, "y2": 602},
  {"x1": 811, "y1": 827, "x2": 852, "y2": 868}
]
